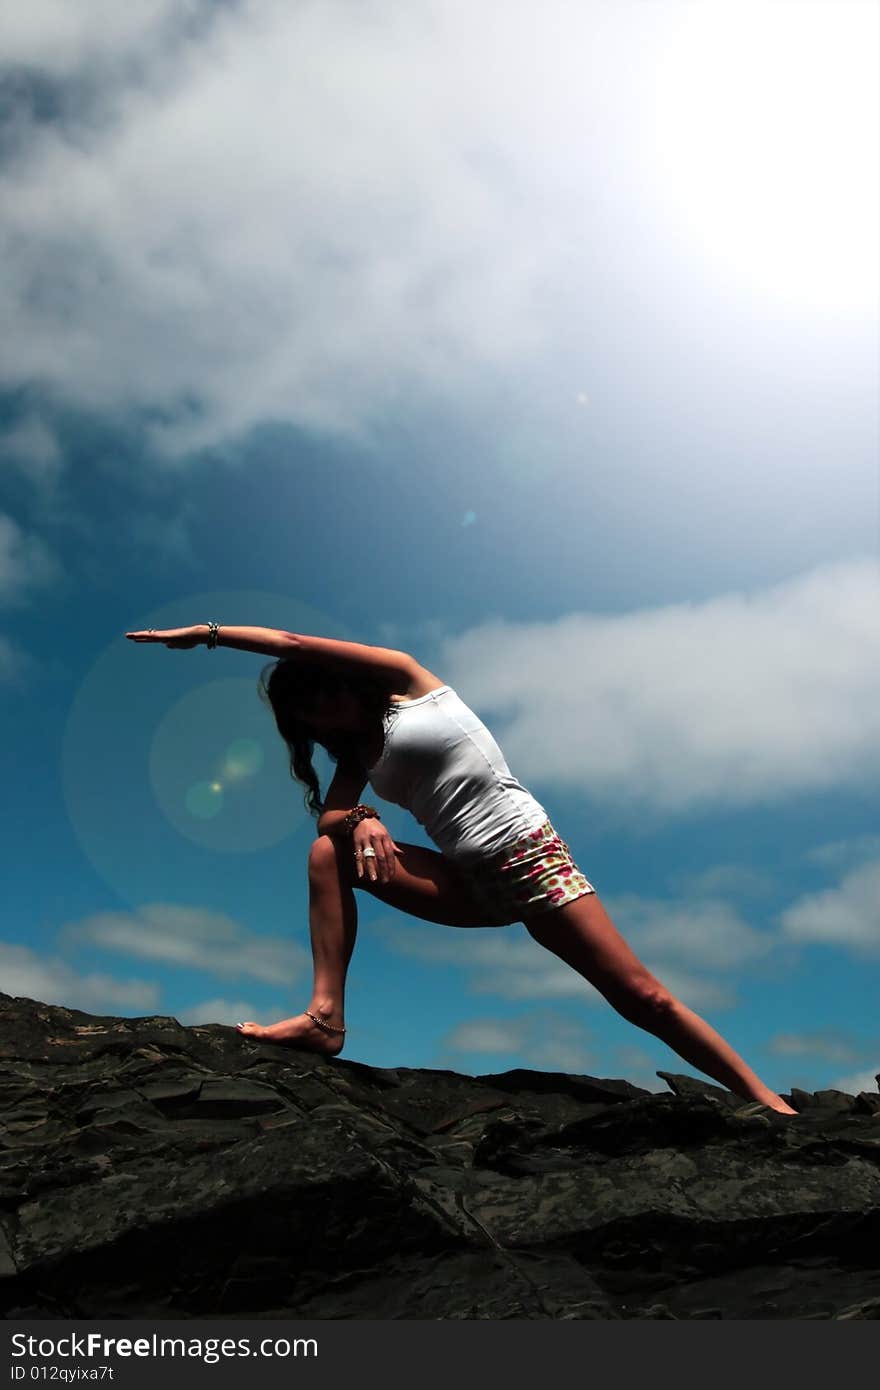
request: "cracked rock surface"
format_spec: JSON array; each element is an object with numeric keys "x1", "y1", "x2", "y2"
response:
[{"x1": 1, "y1": 993, "x2": 879, "y2": 1319}]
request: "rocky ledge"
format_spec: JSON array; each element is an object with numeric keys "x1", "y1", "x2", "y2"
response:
[{"x1": 1, "y1": 993, "x2": 879, "y2": 1320}]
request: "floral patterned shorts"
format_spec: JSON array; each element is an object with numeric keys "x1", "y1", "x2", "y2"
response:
[{"x1": 459, "y1": 819, "x2": 596, "y2": 927}]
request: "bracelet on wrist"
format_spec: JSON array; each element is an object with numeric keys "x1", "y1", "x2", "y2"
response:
[
  {"x1": 343, "y1": 804, "x2": 379, "y2": 835},
  {"x1": 206, "y1": 621, "x2": 220, "y2": 649}
]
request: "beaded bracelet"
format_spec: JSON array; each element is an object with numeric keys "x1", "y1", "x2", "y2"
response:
[{"x1": 343, "y1": 804, "x2": 380, "y2": 835}]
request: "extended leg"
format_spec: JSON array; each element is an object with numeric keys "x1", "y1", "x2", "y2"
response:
[{"x1": 524, "y1": 894, "x2": 797, "y2": 1114}]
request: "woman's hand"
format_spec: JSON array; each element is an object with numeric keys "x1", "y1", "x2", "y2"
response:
[
  {"x1": 125, "y1": 626, "x2": 204, "y2": 649},
  {"x1": 351, "y1": 818, "x2": 401, "y2": 884}
]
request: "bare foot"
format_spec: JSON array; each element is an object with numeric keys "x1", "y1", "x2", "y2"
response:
[
  {"x1": 235, "y1": 1012, "x2": 345, "y2": 1056},
  {"x1": 756, "y1": 1098, "x2": 798, "y2": 1115}
]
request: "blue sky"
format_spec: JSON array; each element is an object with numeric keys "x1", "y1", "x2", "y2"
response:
[{"x1": 1, "y1": 0, "x2": 878, "y2": 1098}]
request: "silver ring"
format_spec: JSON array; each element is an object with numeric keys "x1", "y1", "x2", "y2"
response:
[{"x1": 361, "y1": 847, "x2": 377, "y2": 858}]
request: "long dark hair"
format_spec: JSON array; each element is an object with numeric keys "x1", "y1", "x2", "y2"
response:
[{"x1": 258, "y1": 657, "x2": 395, "y2": 817}]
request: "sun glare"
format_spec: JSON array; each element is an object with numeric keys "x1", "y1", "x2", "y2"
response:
[{"x1": 647, "y1": 0, "x2": 879, "y2": 316}]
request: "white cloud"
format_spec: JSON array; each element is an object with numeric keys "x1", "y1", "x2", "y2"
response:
[
  {"x1": 376, "y1": 921, "x2": 606, "y2": 1002},
  {"x1": 0, "y1": 415, "x2": 63, "y2": 489},
  {"x1": 0, "y1": 511, "x2": 62, "y2": 606},
  {"x1": 62, "y1": 901, "x2": 310, "y2": 984},
  {"x1": 441, "y1": 1011, "x2": 598, "y2": 1074},
  {"x1": 767, "y1": 1032, "x2": 862, "y2": 1064},
  {"x1": 376, "y1": 914, "x2": 738, "y2": 1012},
  {"x1": 1, "y1": 0, "x2": 606, "y2": 454},
  {"x1": 124, "y1": 502, "x2": 198, "y2": 568},
  {"x1": 176, "y1": 996, "x2": 283, "y2": 1026},
  {"x1": 805, "y1": 834, "x2": 880, "y2": 871},
  {"x1": 5, "y1": 0, "x2": 796, "y2": 461},
  {"x1": 829, "y1": 1067, "x2": 880, "y2": 1097},
  {"x1": 441, "y1": 1013, "x2": 675, "y2": 1086},
  {"x1": 437, "y1": 559, "x2": 880, "y2": 813},
  {"x1": 779, "y1": 860, "x2": 880, "y2": 956},
  {"x1": 444, "y1": 1020, "x2": 527, "y2": 1053},
  {"x1": 603, "y1": 893, "x2": 773, "y2": 972},
  {"x1": 670, "y1": 863, "x2": 774, "y2": 900},
  {"x1": 0, "y1": 0, "x2": 198, "y2": 73},
  {"x1": 0, "y1": 634, "x2": 30, "y2": 686},
  {"x1": 0, "y1": 511, "x2": 60, "y2": 683},
  {"x1": 1, "y1": 0, "x2": 873, "y2": 584},
  {"x1": 0, "y1": 940, "x2": 159, "y2": 1014}
]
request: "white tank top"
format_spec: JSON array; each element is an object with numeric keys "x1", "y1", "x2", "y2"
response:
[{"x1": 362, "y1": 686, "x2": 547, "y2": 863}]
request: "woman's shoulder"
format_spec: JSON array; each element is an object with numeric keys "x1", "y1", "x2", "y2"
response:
[{"x1": 390, "y1": 662, "x2": 447, "y2": 703}]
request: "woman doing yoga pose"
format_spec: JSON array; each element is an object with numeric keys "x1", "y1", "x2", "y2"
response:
[{"x1": 125, "y1": 622, "x2": 797, "y2": 1115}]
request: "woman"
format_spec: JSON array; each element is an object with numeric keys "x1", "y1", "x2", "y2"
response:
[{"x1": 126, "y1": 621, "x2": 797, "y2": 1115}]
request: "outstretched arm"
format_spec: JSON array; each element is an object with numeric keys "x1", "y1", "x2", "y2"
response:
[
  {"x1": 283, "y1": 631, "x2": 417, "y2": 682},
  {"x1": 126, "y1": 624, "x2": 293, "y2": 657},
  {"x1": 212, "y1": 625, "x2": 295, "y2": 656},
  {"x1": 126, "y1": 624, "x2": 418, "y2": 680},
  {"x1": 217, "y1": 626, "x2": 418, "y2": 679}
]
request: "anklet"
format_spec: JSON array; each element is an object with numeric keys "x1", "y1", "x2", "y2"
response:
[{"x1": 305, "y1": 1010, "x2": 346, "y2": 1035}]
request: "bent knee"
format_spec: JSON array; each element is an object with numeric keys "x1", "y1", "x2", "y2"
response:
[
  {"x1": 308, "y1": 834, "x2": 342, "y2": 880},
  {"x1": 308, "y1": 833, "x2": 361, "y2": 888}
]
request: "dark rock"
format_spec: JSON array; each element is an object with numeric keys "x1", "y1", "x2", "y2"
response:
[
  {"x1": 1, "y1": 992, "x2": 880, "y2": 1320},
  {"x1": 790, "y1": 1087, "x2": 859, "y2": 1115},
  {"x1": 655, "y1": 1071, "x2": 740, "y2": 1107}
]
